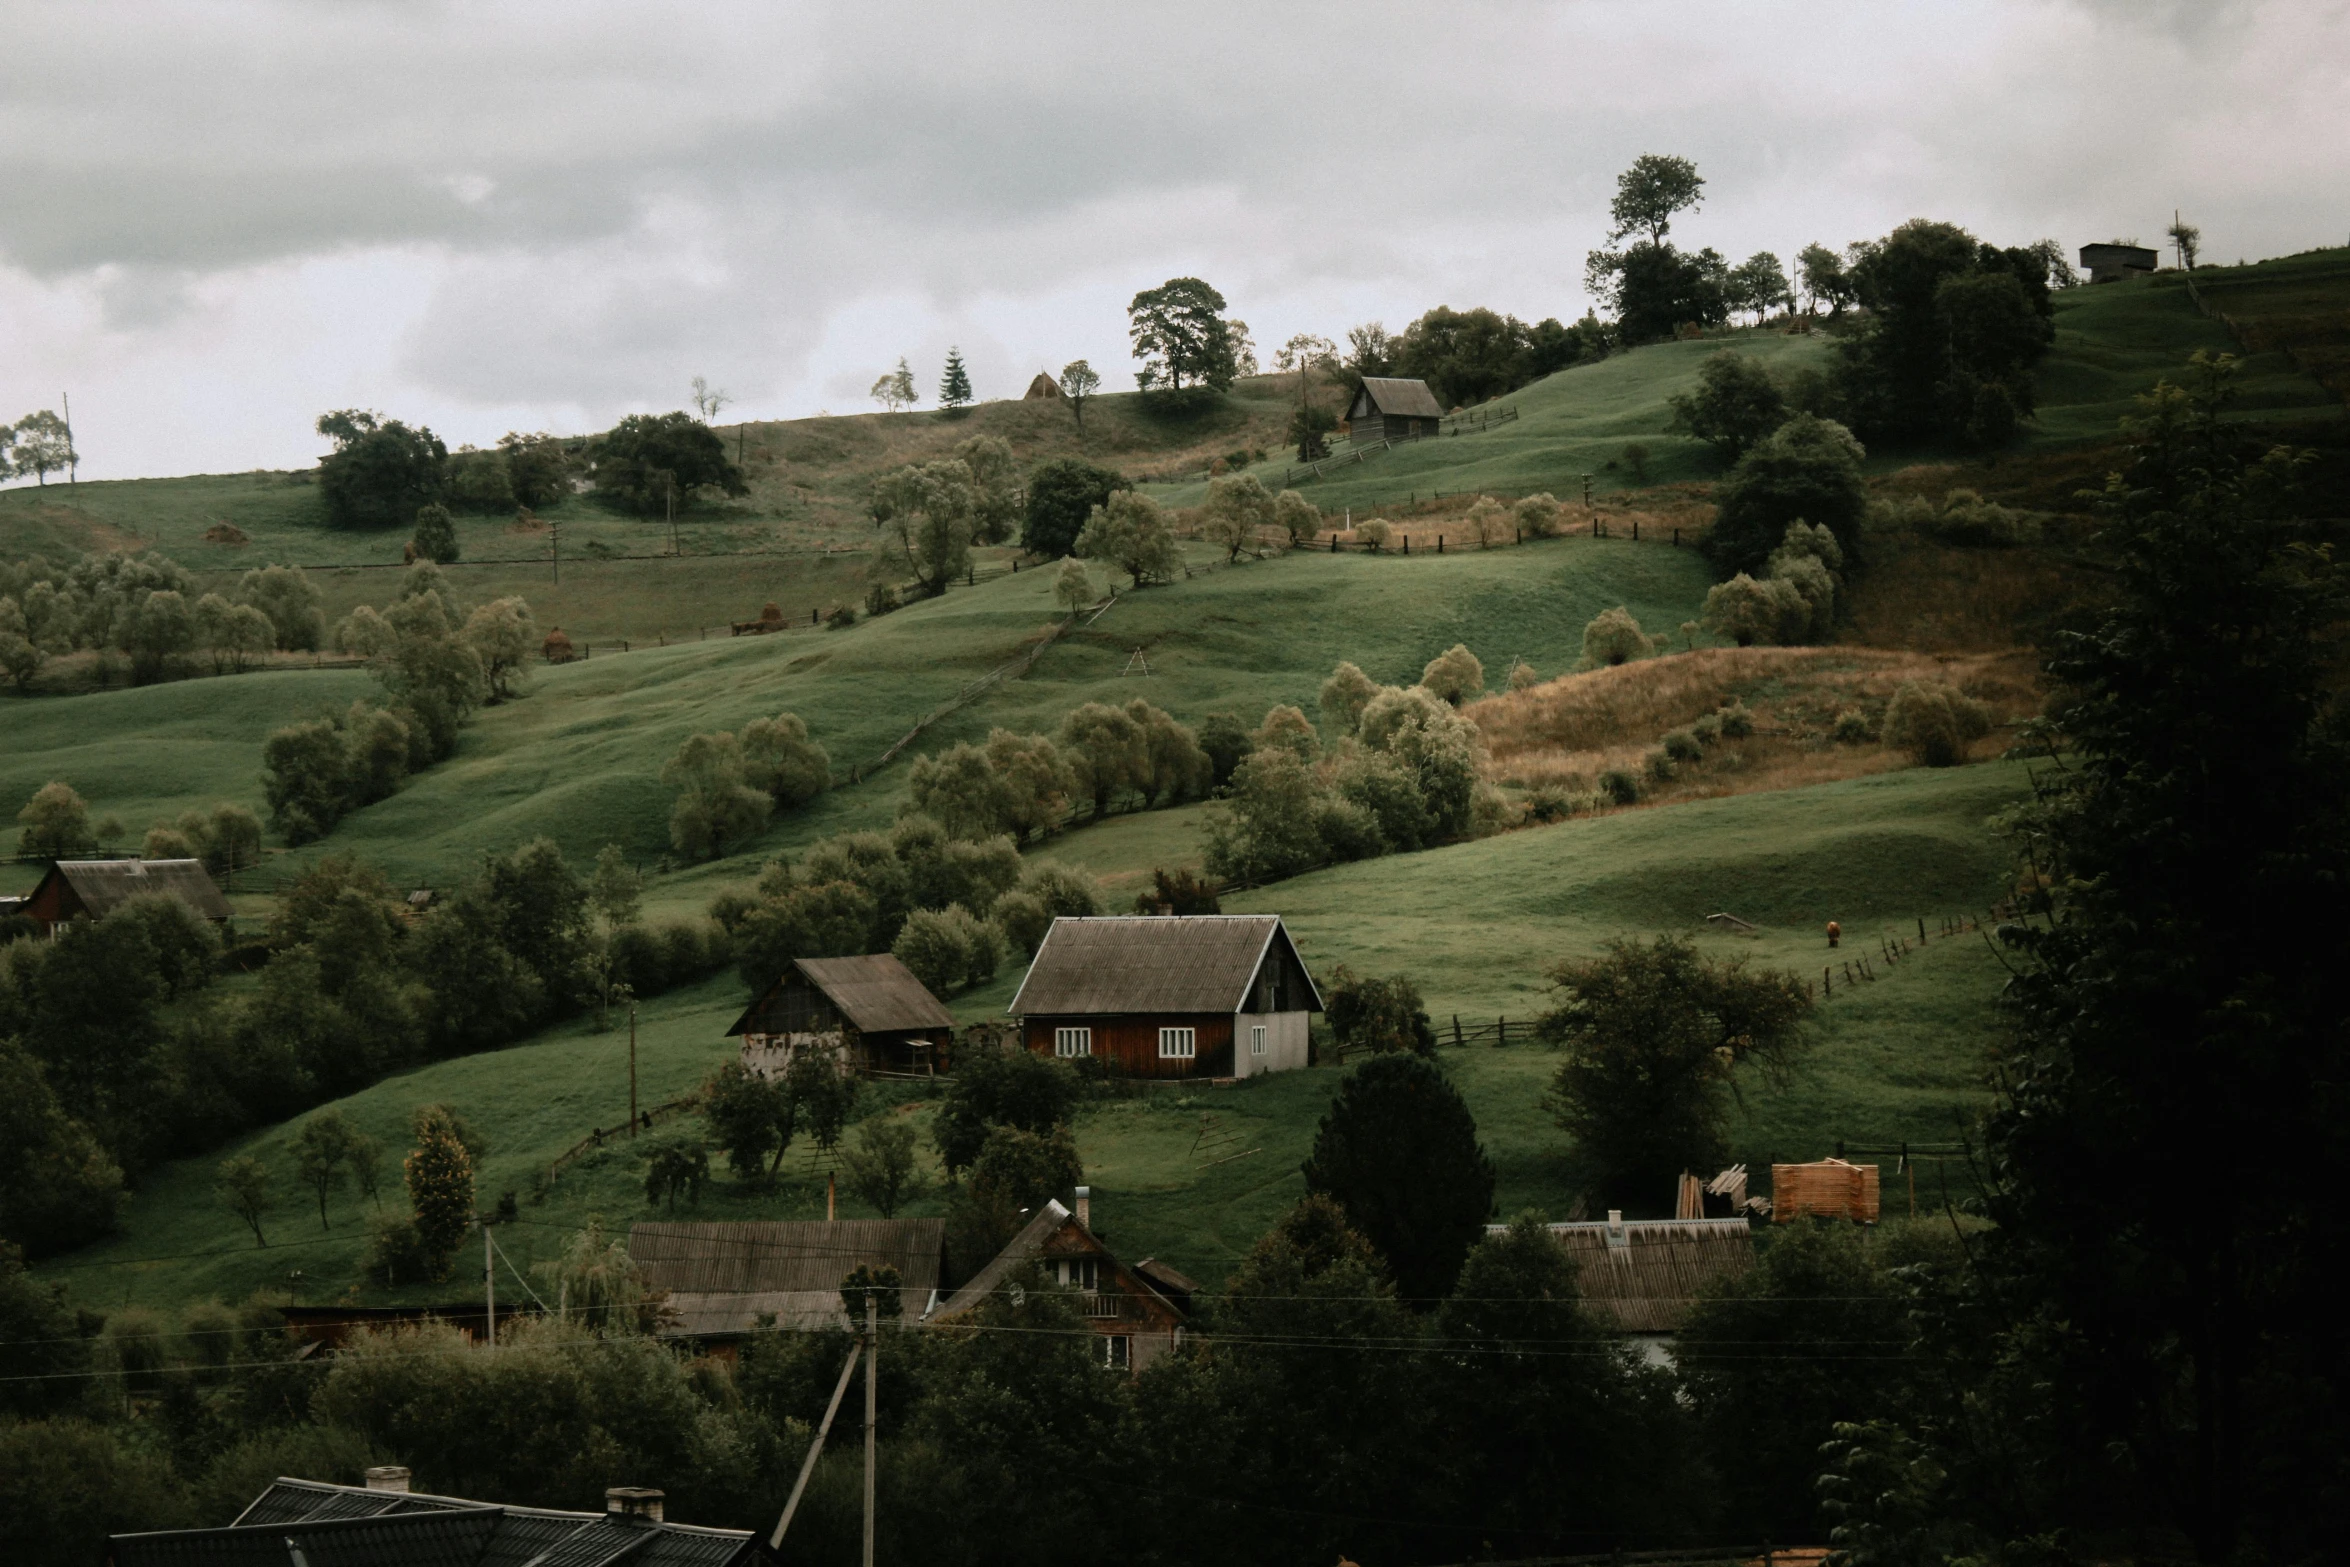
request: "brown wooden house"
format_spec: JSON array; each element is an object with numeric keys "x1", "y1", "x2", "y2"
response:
[
  {"x1": 925, "y1": 1192, "x2": 1186, "y2": 1371},
  {"x1": 1344, "y1": 376, "x2": 1445, "y2": 443},
  {"x1": 726, "y1": 954, "x2": 955, "y2": 1077},
  {"x1": 23, "y1": 858, "x2": 232, "y2": 936},
  {"x1": 1008, "y1": 914, "x2": 1322, "y2": 1080}
]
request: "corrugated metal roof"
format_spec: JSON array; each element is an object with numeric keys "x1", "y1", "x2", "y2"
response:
[
  {"x1": 628, "y1": 1219, "x2": 944, "y2": 1334},
  {"x1": 931, "y1": 1201, "x2": 1075, "y2": 1320},
  {"x1": 724, "y1": 954, "x2": 955, "y2": 1037},
  {"x1": 1356, "y1": 376, "x2": 1446, "y2": 419},
  {"x1": 1488, "y1": 1217, "x2": 1755, "y2": 1334},
  {"x1": 48, "y1": 858, "x2": 232, "y2": 921},
  {"x1": 1007, "y1": 915, "x2": 1309, "y2": 1016},
  {"x1": 142, "y1": 1480, "x2": 757, "y2": 1567}
]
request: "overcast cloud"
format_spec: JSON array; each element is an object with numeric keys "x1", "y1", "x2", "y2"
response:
[{"x1": 1, "y1": 0, "x2": 2343, "y2": 480}]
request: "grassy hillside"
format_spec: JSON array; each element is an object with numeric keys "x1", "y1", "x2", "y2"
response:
[
  {"x1": 39, "y1": 758, "x2": 2024, "y2": 1313},
  {"x1": 2, "y1": 532, "x2": 1715, "y2": 896}
]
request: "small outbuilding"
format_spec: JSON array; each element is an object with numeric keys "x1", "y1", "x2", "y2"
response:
[
  {"x1": 22, "y1": 857, "x2": 232, "y2": 936},
  {"x1": 1007, "y1": 914, "x2": 1322, "y2": 1079},
  {"x1": 1344, "y1": 376, "x2": 1445, "y2": 443},
  {"x1": 2080, "y1": 242, "x2": 2160, "y2": 283},
  {"x1": 925, "y1": 1191, "x2": 1187, "y2": 1372},
  {"x1": 629, "y1": 1218, "x2": 947, "y2": 1353},
  {"x1": 726, "y1": 953, "x2": 956, "y2": 1077},
  {"x1": 1023, "y1": 372, "x2": 1063, "y2": 399}
]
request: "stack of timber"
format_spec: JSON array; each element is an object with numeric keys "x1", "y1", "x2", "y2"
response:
[{"x1": 1769, "y1": 1157, "x2": 1880, "y2": 1223}]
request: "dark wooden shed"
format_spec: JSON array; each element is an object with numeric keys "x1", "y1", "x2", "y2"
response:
[
  {"x1": 1008, "y1": 914, "x2": 1321, "y2": 1080},
  {"x1": 726, "y1": 953, "x2": 956, "y2": 1077},
  {"x1": 1345, "y1": 376, "x2": 1445, "y2": 443},
  {"x1": 23, "y1": 858, "x2": 232, "y2": 935}
]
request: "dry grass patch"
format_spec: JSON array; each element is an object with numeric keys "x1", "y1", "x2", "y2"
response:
[{"x1": 1469, "y1": 645, "x2": 2042, "y2": 806}]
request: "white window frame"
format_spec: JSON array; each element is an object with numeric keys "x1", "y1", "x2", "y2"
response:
[
  {"x1": 1251, "y1": 1024, "x2": 1267, "y2": 1057},
  {"x1": 1054, "y1": 1026, "x2": 1092, "y2": 1059},
  {"x1": 1101, "y1": 1333, "x2": 1131, "y2": 1370},
  {"x1": 1158, "y1": 1026, "x2": 1196, "y2": 1060}
]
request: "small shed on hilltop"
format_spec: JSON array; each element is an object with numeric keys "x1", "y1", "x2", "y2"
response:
[
  {"x1": 727, "y1": 953, "x2": 956, "y2": 1077},
  {"x1": 1345, "y1": 377, "x2": 1445, "y2": 443},
  {"x1": 2080, "y1": 242, "x2": 2160, "y2": 283},
  {"x1": 628, "y1": 1218, "x2": 947, "y2": 1352},
  {"x1": 1023, "y1": 372, "x2": 1063, "y2": 399},
  {"x1": 926, "y1": 1195, "x2": 1187, "y2": 1372},
  {"x1": 1008, "y1": 914, "x2": 1322, "y2": 1079},
  {"x1": 22, "y1": 858, "x2": 231, "y2": 935}
]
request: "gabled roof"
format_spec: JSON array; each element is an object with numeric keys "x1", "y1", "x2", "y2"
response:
[
  {"x1": 1488, "y1": 1216, "x2": 1755, "y2": 1334},
  {"x1": 724, "y1": 953, "x2": 955, "y2": 1037},
  {"x1": 928, "y1": 1199, "x2": 1182, "y2": 1328},
  {"x1": 1353, "y1": 376, "x2": 1445, "y2": 419},
  {"x1": 628, "y1": 1218, "x2": 945, "y2": 1335},
  {"x1": 112, "y1": 1477, "x2": 756, "y2": 1567},
  {"x1": 41, "y1": 858, "x2": 231, "y2": 921},
  {"x1": 1006, "y1": 914, "x2": 1322, "y2": 1017}
]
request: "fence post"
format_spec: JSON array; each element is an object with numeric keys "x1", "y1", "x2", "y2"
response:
[
  {"x1": 1437, "y1": 536, "x2": 1443, "y2": 553},
  {"x1": 1632, "y1": 519, "x2": 1639, "y2": 542},
  {"x1": 1824, "y1": 965, "x2": 1831, "y2": 995},
  {"x1": 1498, "y1": 1017, "x2": 1506, "y2": 1047},
  {"x1": 1452, "y1": 1014, "x2": 1463, "y2": 1049},
  {"x1": 1673, "y1": 528, "x2": 1680, "y2": 547}
]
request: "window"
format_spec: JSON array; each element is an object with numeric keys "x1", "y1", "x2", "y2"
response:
[
  {"x1": 1056, "y1": 1258, "x2": 1099, "y2": 1291},
  {"x1": 1054, "y1": 1026, "x2": 1091, "y2": 1058},
  {"x1": 1251, "y1": 1025, "x2": 1267, "y2": 1057},
  {"x1": 1101, "y1": 1334, "x2": 1131, "y2": 1370},
  {"x1": 1158, "y1": 1026, "x2": 1196, "y2": 1060}
]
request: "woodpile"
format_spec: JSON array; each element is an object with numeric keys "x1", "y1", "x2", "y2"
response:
[
  {"x1": 542, "y1": 627, "x2": 577, "y2": 664},
  {"x1": 1770, "y1": 1157, "x2": 1880, "y2": 1223}
]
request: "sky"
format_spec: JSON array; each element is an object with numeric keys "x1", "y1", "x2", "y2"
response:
[{"x1": 1, "y1": 0, "x2": 2344, "y2": 482}]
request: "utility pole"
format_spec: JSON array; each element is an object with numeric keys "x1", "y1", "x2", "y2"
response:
[
  {"x1": 483, "y1": 1219, "x2": 496, "y2": 1348},
  {"x1": 551, "y1": 516, "x2": 560, "y2": 587},
  {"x1": 62, "y1": 392, "x2": 76, "y2": 489},
  {"x1": 629, "y1": 1004, "x2": 639, "y2": 1136},
  {"x1": 862, "y1": 1291, "x2": 878, "y2": 1567}
]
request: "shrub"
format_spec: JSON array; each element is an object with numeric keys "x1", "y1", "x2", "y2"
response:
[
  {"x1": 1663, "y1": 728, "x2": 1704, "y2": 763},
  {"x1": 1883, "y1": 680, "x2": 1990, "y2": 766},
  {"x1": 1644, "y1": 749, "x2": 1677, "y2": 783},
  {"x1": 1254, "y1": 704, "x2": 1319, "y2": 761},
  {"x1": 932, "y1": 1044, "x2": 1078, "y2": 1177},
  {"x1": 991, "y1": 863, "x2": 1103, "y2": 955},
  {"x1": 825, "y1": 604, "x2": 858, "y2": 630},
  {"x1": 864, "y1": 582, "x2": 901, "y2": 617},
  {"x1": 1578, "y1": 607, "x2": 1654, "y2": 669},
  {"x1": 1135, "y1": 866, "x2": 1221, "y2": 915},
  {"x1": 1831, "y1": 708, "x2": 1874, "y2": 744},
  {"x1": 1665, "y1": 349, "x2": 1789, "y2": 463},
  {"x1": 740, "y1": 712, "x2": 831, "y2": 807},
  {"x1": 1354, "y1": 517, "x2": 1391, "y2": 552},
  {"x1": 410, "y1": 504, "x2": 460, "y2": 565},
  {"x1": 661, "y1": 732, "x2": 770, "y2": 859},
  {"x1": 1718, "y1": 700, "x2": 1755, "y2": 738},
  {"x1": 1703, "y1": 414, "x2": 1869, "y2": 578},
  {"x1": 840, "y1": 1115, "x2": 926, "y2": 1218},
  {"x1": 1512, "y1": 493, "x2": 1563, "y2": 538},
  {"x1": 1319, "y1": 661, "x2": 1380, "y2": 737},
  {"x1": 1462, "y1": 496, "x2": 1512, "y2": 546},
  {"x1": 363, "y1": 1210, "x2": 437, "y2": 1286},
  {"x1": 1419, "y1": 643, "x2": 1485, "y2": 706},
  {"x1": 1506, "y1": 659, "x2": 1541, "y2": 691},
  {"x1": 1273, "y1": 488, "x2": 1321, "y2": 544},
  {"x1": 1701, "y1": 573, "x2": 1805, "y2": 647},
  {"x1": 1690, "y1": 713, "x2": 1723, "y2": 744},
  {"x1": 1324, "y1": 967, "x2": 1438, "y2": 1056},
  {"x1": 1599, "y1": 769, "x2": 1641, "y2": 806},
  {"x1": 891, "y1": 905, "x2": 997, "y2": 995},
  {"x1": 1522, "y1": 785, "x2": 1573, "y2": 824}
]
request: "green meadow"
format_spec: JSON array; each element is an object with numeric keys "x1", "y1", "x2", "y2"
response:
[{"x1": 43, "y1": 758, "x2": 2023, "y2": 1311}]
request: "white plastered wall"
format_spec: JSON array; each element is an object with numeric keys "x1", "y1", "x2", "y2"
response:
[{"x1": 1231, "y1": 1009, "x2": 1310, "y2": 1079}]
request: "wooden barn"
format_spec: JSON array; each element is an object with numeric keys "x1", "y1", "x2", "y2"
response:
[
  {"x1": 726, "y1": 954, "x2": 955, "y2": 1077},
  {"x1": 2079, "y1": 241, "x2": 2159, "y2": 283},
  {"x1": 1007, "y1": 914, "x2": 1322, "y2": 1080},
  {"x1": 1344, "y1": 376, "x2": 1445, "y2": 443},
  {"x1": 925, "y1": 1191, "x2": 1187, "y2": 1371},
  {"x1": 21, "y1": 857, "x2": 232, "y2": 936},
  {"x1": 1493, "y1": 1212, "x2": 1756, "y2": 1364},
  {"x1": 629, "y1": 1218, "x2": 947, "y2": 1353}
]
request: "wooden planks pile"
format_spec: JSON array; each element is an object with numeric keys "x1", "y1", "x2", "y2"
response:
[{"x1": 1770, "y1": 1157, "x2": 1880, "y2": 1223}]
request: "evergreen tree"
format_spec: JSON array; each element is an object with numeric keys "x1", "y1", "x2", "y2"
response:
[
  {"x1": 938, "y1": 347, "x2": 973, "y2": 415},
  {"x1": 1302, "y1": 1053, "x2": 1494, "y2": 1304}
]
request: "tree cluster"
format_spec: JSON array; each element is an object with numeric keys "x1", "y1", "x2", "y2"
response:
[
  {"x1": 589, "y1": 412, "x2": 745, "y2": 515},
  {"x1": 872, "y1": 435, "x2": 1020, "y2": 597},
  {"x1": 0, "y1": 553, "x2": 326, "y2": 692},
  {"x1": 659, "y1": 709, "x2": 832, "y2": 860},
  {"x1": 904, "y1": 696, "x2": 1211, "y2": 845},
  {"x1": 1202, "y1": 667, "x2": 1499, "y2": 885}
]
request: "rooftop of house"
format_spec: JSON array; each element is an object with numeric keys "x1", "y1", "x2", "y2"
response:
[
  {"x1": 1352, "y1": 376, "x2": 1446, "y2": 419},
  {"x1": 1006, "y1": 914, "x2": 1320, "y2": 1017},
  {"x1": 109, "y1": 1476, "x2": 756, "y2": 1567},
  {"x1": 725, "y1": 953, "x2": 956, "y2": 1037},
  {"x1": 40, "y1": 857, "x2": 232, "y2": 922},
  {"x1": 628, "y1": 1217, "x2": 946, "y2": 1336},
  {"x1": 1489, "y1": 1215, "x2": 1757, "y2": 1335}
]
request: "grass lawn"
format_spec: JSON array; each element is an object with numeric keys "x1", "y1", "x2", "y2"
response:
[
  {"x1": 2, "y1": 529, "x2": 1716, "y2": 894},
  {"x1": 37, "y1": 757, "x2": 2026, "y2": 1313}
]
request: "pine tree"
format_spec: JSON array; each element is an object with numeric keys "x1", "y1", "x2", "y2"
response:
[{"x1": 939, "y1": 347, "x2": 973, "y2": 416}]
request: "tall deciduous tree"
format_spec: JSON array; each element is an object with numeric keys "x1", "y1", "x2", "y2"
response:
[
  {"x1": 590, "y1": 411, "x2": 745, "y2": 514},
  {"x1": 1667, "y1": 350, "x2": 1789, "y2": 464},
  {"x1": 874, "y1": 459, "x2": 976, "y2": 596},
  {"x1": 1128, "y1": 277, "x2": 1240, "y2": 395},
  {"x1": 1074, "y1": 489, "x2": 1179, "y2": 588},
  {"x1": 9, "y1": 411, "x2": 75, "y2": 487},
  {"x1": 1302, "y1": 1052, "x2": 1495, "y2": 1304},
  {"x1": 1607, "y1": 153, "x2": 1704, "y2": 247},
  {"x1": 1021, "y1": 457, "x2": 1127, "y2": 558},
  {"x1": 660, "y1": 732, "x2": 770, "y2": 859},
  {"x1": 316, "y1": 410, "x2": 448, "y2": 530}
]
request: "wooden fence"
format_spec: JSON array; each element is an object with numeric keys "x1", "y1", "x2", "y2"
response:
[
  {"x1": 1281, "y1": 401, "x2": 1519, "y2": 486},
  {"x1": 544, "y1": 1093, "x2": 699, "y2": 1183}
]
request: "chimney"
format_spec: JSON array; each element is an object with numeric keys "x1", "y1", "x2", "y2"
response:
[
  {"x1": 1604, "y1": 1209, "x2": 1629, "y2": 1249},
  {"x1": 364, "y1": 1466, "x2": 411, "y2": 1494},
  {"x1": 1073, "y1": 1186, "x2": 1091, "y2": 1229},
  {"x1": 606, "y1": 1488, "x2": 664, "y2": 1524}
]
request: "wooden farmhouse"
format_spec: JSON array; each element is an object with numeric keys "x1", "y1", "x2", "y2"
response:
[
  {"x1": 628, "y1": 1218, "x2": 947, "y2": 1354},
  {"x1": 1344, "y1": 376, "x2": 1445, "y2": 443},
  {"x1": 1492, "y1": 1212, "x2": 1755, "y2": 1365},
  {"x1": 1007, "y1": 914, "x2": 1323, "y2": 1080},
  {"x1": 22, "y1": 857, "x2": 231, "y2": 936},
  {"x1": 725, "y1": 953, "x2": 955, "y2": 1078},
  {"x1": 111, "y1": 1475, "x2": 759, "y2": 1567},
  {"x1": 925, "y1": 1191, "x2": 1187, "y2": 1371}
]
